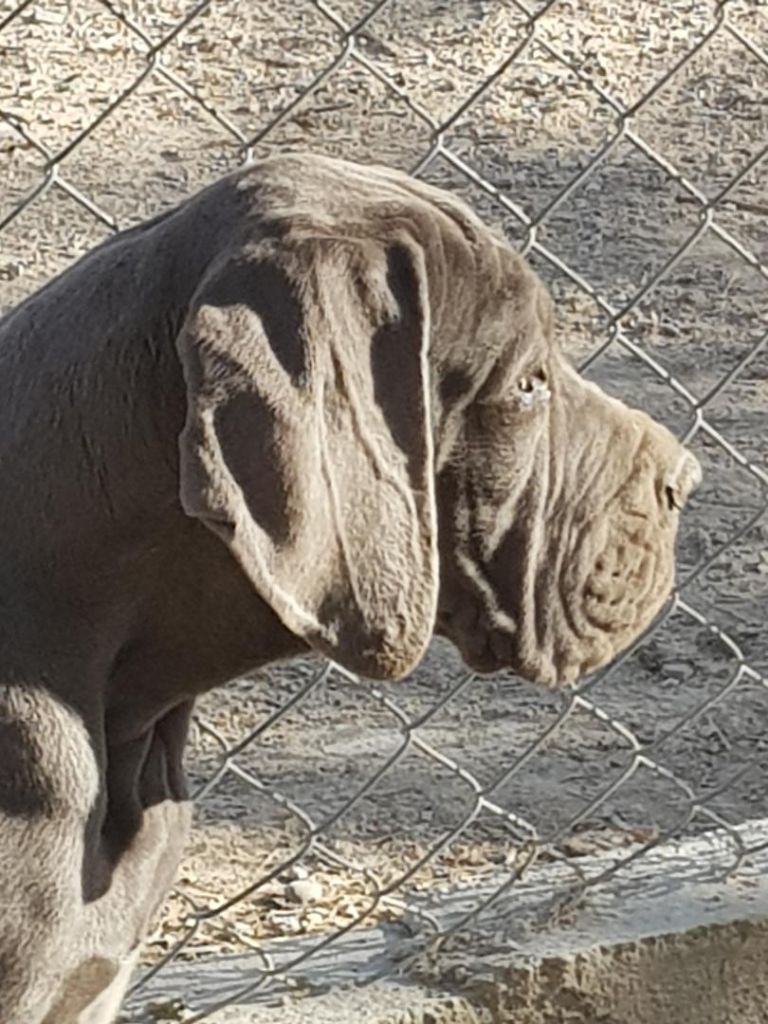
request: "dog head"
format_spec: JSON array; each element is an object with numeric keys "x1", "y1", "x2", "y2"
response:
[{"x1": 177, "y1": 154, "x2": 700, "y2": 685}]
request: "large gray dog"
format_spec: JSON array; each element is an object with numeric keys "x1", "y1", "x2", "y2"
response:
[{"x1": 0, "y1": 154, "x2": 701, "y2": 1022}]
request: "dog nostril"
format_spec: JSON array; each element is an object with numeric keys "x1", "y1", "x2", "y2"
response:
[{"x1": 664, "y1": 484, "x2": 679, "y2": 512}]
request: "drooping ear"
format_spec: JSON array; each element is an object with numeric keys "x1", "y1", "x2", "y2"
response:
[{"x1": 176, "y1": 234, "x2": 437, "y2": 679}]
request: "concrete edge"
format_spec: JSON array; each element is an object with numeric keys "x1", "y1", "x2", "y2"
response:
[{"x1": 124, "y1": 819, "x2": 768, "y2": 1023}]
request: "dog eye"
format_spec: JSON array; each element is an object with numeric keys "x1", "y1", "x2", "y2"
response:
[{"x1": 516, "y1": 371, "x2": 550, "y2": 406}]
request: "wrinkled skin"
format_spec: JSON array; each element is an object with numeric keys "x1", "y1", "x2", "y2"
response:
[
  {"x1": 0, "y1": 153, "x2": 700, "y2": 1023},
  {"x1": 374, "y1": 182, "x2": 702, "y2": 686},
  {"x1": 434, "y1": 278, "x2": 701, "y2": 685}
]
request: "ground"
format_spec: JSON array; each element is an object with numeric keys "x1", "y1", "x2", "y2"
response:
[{"x1": 1, "y1": 0, "x2": 766, "y2": 991}]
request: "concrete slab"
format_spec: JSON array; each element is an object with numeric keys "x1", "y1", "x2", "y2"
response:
[{"x1": 123, "y1": 820, "x2": 768, "y2": 1023}]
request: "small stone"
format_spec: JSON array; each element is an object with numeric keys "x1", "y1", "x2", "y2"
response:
[
  {"x1": 663, "y1": 660, "x2": 695, "y2": 681},
  {"x1": 560, "y1": 834, "x2": 598, "y2": 857},
  {"x1": 286, "y1": 879, "x2": 323, "y2": 904},
  {"x1": 282, "y1": 864, "x2": 309, "y2": 882}
]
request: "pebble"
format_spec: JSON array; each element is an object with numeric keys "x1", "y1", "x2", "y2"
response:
[
  {"x1": 663, "y1": 660, "x2": 695, "y2": 681},
  {"x1": 285, "y1": 878, "x2": 324, "y2": 905}
]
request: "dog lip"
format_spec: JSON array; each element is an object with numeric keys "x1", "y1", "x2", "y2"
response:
[
  {"x1": 488, "y1": 629, "x2": 514, "y2": 665},
  {"x1": 461, "y1": 642, "x2": 505, "y2": 674},
  {"x1": 441, "y1": 607, "x2": 519, "y2": 675}
]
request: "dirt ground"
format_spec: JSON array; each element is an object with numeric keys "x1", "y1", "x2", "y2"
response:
[{"x1": 1, "y1": 0, "x2": 767, "y2": 988}]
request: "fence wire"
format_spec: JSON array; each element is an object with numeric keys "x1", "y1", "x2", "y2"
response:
[{"x1": 1, "y1": 0, "x2": 767, "y2": 1021}]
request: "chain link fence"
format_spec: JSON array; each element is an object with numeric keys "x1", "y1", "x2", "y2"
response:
[{"x1": 1, "y1": 0, "x2": 767, "y2": 1020}]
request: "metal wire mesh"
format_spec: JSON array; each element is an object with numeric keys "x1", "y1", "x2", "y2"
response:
[{"x1": 1, "y1": 1, "x2": 767, "y2": 1021}]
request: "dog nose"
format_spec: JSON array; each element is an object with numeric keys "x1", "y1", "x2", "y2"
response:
[{"x1": 664, "y1": 450, "x2": 702, "y2": 511}]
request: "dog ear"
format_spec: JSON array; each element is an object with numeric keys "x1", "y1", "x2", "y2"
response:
[{"x1": 176, "y1": 234, "x2": 437, "y2": 679}]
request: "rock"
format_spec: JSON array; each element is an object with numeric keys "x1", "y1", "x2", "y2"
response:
[
  {"x1": 282, "y1": 864, "x2": 309, "y2": 882},
  {"x1": 286, "y1": 879, "x2": 324, "y2": 905},
  {"x1": 663, "y1": 660, "x2": 695, "y2": 681}
]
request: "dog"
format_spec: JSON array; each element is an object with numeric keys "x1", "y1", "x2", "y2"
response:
[{"x1": 0, "y1": 153, "x2": 701, "y2": 1022}]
